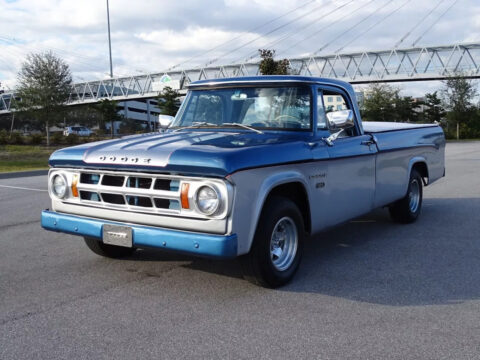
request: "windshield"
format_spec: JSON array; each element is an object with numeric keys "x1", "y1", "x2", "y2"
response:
[{"x1": 172, "y1": 86, "x2": 311, "y2": 131}]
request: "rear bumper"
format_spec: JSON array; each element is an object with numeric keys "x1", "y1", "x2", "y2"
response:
[{"x1": 41, "y1": 210, "x2": 238, "y2": 258}]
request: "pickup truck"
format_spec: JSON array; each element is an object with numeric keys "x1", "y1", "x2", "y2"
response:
[{"x1": 42, "y1": 76, "x2": 445, "y2": 287}]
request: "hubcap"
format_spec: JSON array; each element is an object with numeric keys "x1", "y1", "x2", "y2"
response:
[
  {"x1": 270, "y1": 217, "x2": 298, "y2": 271},
  {"x1": 408, "y1": 178, "x2": 420, "y2": 213}
]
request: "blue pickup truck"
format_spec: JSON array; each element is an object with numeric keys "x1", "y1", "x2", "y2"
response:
[{"x1": 42, "y1": 76, "x2": 445, "y2": 287}]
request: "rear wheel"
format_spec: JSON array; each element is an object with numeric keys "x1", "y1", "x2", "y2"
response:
[
  {"x1": 240, "y1": 196, "x2": 305, "y2": 288},
  {"x1": 84, "y1": 237, "x2": 135, "y2": 258},
  {"x1": 389, "y1": 169, "x2": 423, "y2": 223}
]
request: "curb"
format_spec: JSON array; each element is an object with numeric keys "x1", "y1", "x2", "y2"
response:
[{"x1": 0, "y1": 169, "x2": 49, "y2": 180}]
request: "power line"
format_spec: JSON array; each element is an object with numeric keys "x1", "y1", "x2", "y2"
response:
[
  {"x1": 165, "y1": 0, "x2": 317, "y2": 71},
  {"x1": 394, "y1": 0, "x2": 446, "y2": 49},
  {"x1": 275, "y1": 0, "x2": 374, "y2": 58},
  {"x1": 234, "y1": 0, "x2": 355, "y2": 64},
  {"x1": 411, "y1": 0, "x2": 460, "y2": 47},
  {"x1": 312, "y1": 0, "x2": 392, "y2": 56},
  {"x1": 201, "y1": 0, "x2": 333, "y2": 68},
  {"x1": 335, "y1": 0, "x2": 412, "y2": 53}
]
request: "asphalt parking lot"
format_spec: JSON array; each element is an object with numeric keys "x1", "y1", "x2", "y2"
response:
[{"x1": 1, "y1": 142, "x2": 479, "y2": 359}]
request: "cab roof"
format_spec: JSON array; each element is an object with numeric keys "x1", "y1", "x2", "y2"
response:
[{"x1": 188, "y1": 75, "x2": 354, "y2": 93}]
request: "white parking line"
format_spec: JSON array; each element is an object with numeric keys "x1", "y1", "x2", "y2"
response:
[{"x1": 0, "y1": 184, "x2": 47, "y2": 192}]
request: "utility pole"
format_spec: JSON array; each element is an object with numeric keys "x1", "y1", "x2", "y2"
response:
[{"x1": 106, "y1": 0, "x2": 113, "y2": 78}]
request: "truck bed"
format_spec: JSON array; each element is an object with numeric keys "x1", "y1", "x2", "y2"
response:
[{"x1": 363, "y1": 121, "x2": 438, "y2": 133}]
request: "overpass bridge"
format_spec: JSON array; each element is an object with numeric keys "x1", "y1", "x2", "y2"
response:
[{"x1": 2, "y1": 42, "x2": 480, "y2": 114}]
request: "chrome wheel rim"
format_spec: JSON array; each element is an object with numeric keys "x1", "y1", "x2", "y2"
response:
[
  {"x1": 270, "y1": 217, "x2": 298, "y2": 271},
  {"x1": 408, "y1": 178, "x2": 420, "y2": 213}
]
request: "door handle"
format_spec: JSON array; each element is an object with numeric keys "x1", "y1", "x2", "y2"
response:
[{"x1": 361, "y1": 140, "x2": 375, "y2": 146}]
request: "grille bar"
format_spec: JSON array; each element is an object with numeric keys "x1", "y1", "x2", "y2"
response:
[{"x1": 76, "y1": 171, "x2": 183, "y2": 214}]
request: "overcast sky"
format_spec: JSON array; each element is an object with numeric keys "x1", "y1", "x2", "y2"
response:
[{"x1": 1, "y1": 0, "x2": 479, "y2": 95}]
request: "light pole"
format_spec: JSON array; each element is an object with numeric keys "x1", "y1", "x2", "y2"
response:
[{"x1": 106, "y1": 0, "x2": 113, "y2": 78}]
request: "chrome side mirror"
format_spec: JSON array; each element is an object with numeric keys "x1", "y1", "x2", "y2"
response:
[
  {"x1": 326, "y1": 110, "x2": 355, "y2": 130},
  {"x1": 158, "y1": 115, "x2": 175, "y2": 132}
]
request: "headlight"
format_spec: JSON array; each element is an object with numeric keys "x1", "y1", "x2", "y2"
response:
[
  {"x1": 195, "y1": 185, "x2": 220, "y2": 215},
  {"x1": 51, "y1": 174, "x2": 67, "y2": 199}
]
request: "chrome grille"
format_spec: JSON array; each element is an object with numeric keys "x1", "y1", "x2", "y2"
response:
[{"x1": 76, "y1": 171, "x2": 183, "y2": 214}]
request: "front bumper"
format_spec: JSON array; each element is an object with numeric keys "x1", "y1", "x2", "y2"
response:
[{"x1": 41, "y1": 210, "x2": 237, "y2": 258}]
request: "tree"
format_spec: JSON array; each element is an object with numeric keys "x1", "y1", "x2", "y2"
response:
[
  {"x1": 394, "y1": 95, "x2": 422, "y2": 123},
  {"x1": 361, "y1": 83, "x2": 398, "y2": 122},
  {"x1": 96, "y1": 99, "x2": 122, "y2": 138},
  {"x1": 442, "y1": 75, "x2": 478, "y2": 139},
  {"x1": 156, "y1": 86, "x2": 181, "y2": 117},
  {"x1": 16, "y1": 51, "x2": 72, "y2": 146},
  {"x1": 258, "y1": 49, "x2": 290, "y2": 75},
  {"x1": 423, "y1": 92, "x2": 446, "y2": 123}
]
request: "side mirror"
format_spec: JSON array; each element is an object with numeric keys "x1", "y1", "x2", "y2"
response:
[
  {"x1": 326, "y1": 110, "x2": 355, "y2": 130},
  {"x1": 158, "y1": 115, "x2": 175, "y2": 132}
]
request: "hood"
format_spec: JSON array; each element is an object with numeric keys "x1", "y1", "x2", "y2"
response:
[{"x1": 49, "y1": 130, "x2": 314, "y2": 177}]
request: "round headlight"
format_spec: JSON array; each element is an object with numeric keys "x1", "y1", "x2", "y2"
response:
[
  {"x1": 51, "y1": 174, "x2": 67, "y2": 199},
  {"x1": 195, "y1": 185, "x2": 220, "y2": 215}
]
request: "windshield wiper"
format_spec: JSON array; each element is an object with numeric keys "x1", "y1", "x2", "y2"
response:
[
  {"x1": 220, "y1": 123, "x2": 263, "y2": 134},
  {"x1": 172, "y1": 122, "x2": 218, "y2": 132}
]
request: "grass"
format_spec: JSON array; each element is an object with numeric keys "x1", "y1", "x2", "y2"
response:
[{"x1": 0, "y1": 145, "x2": 59, "y2": 173}]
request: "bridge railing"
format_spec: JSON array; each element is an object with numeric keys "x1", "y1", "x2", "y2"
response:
[{"x1": 2, "y1": 43, "x2": 480, "y2": 114}]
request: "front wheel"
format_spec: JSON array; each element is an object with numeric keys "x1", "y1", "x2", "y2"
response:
[
  {"x1": 84, "y1": 237, "x2": 136, "y2": 258},
  {"x1": 389, "y1": 169, "x2": 423, "y2": 223},
  {"x1": 240, "y1": 196, "x2": 305, "y2": 288}
]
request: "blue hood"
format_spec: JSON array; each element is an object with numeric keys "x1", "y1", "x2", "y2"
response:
[{"x1": 49, "y1": 130, "x2": 315, "y2": 177}]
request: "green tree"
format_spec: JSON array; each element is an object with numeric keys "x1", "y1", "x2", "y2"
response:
[
  {"x1": 423, "y1": 92, "x2": 446, "y2": 123},
  {"x1": 394, "y1": 95, "x2": 420, "y2": 123},
  {"x1": 258, "y1": 49, "x2": 290, "y2": 75},
  {"x1": 361, "y1": 84, "x2": 398, "y2": 122},
  {"x1": 16, "y1": 51, "x2": 72, "y2": 146},
  {"x1": 442, "y1": 75, "x2": 478, "y2": 139},
  {"x1": 96, "y1": 99, "x2": 122, "y2": 138},
  {"x1": 156, "y1": 86, "x2": 181, "y2": 116}
]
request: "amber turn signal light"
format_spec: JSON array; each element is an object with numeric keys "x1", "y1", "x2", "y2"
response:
[
  {"x1": 71, "y1": 175, "x2": 79, "y2": 197},
  {"x1": 180, "y1": 183, "x2": 190, "y2": 209}
]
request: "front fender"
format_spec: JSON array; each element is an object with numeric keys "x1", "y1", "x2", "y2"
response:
[{"x1": 229, "y1": 167, "x2": 311, "y2": 255}]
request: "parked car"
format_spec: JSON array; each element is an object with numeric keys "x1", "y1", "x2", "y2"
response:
[
  {"x1": 63, "y1": 126, "x2": 92, "y2": 136},
  {"x1": 42, "y1": 76, "x2": 445, "y2": 287}
]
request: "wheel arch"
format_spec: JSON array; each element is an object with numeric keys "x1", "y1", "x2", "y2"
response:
[
  {"x1": 245, "y1": 174, "x2": 312, "y2": 254},
  {"x1": 408, "y1": 157, "x2": 429, "y2": 186}
]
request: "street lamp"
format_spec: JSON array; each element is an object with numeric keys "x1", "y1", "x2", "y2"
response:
[{"x1": 106, "y1": 0, "x2": 113, "y2": 78}]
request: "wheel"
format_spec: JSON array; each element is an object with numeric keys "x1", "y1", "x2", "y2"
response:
[
  {"x1": 240, "y1": 196, "x2": 305, "y2": 288},
  {"x1": 389, "y1": 169, "x2": 423, "y2": 223},
  {"x1": 83, "y1": 237, "x2": 136, "y2": 258}
]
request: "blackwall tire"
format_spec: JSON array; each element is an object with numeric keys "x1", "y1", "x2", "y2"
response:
[
  {"x1": 84, "y1": 237, "x2": 135, "y2": 258},
  {"x1": 240, "y1": 196, "x2": 305, "y2": 288},
  {"x1": 389, "y1": 169, "x2": 423, "y2": 224}
]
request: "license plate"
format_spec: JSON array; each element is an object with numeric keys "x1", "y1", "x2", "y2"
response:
[{"x1": 103, "y1": 224, "x2": 133, "y2": 248}]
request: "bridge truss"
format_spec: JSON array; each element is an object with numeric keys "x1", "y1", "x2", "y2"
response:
[{"x1": 2, "y1": 43, "x2": 480, "y2": 114}]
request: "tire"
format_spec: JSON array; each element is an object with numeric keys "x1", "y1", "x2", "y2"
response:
[
  {"x1": 83, "y1": 237, "x2": 136, "y2": 258},
  {"x1": 240, "y1": 196, "x2": 305, "y2": 288},
  {"x1": 389, "y1": 169, "x2": 423, "y2": 224}
]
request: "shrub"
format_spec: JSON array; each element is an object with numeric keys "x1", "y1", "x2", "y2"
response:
[
  {"x1": 29, "y1": 133, "x2": 43, "y2": 145},
  {"x1": 0, "y1": 130, "x2": 8, "y2": 145},
  {"x1": 51, "y1": 132, "x2": 64, "y2": 145},
  {"x1": 65, "y1": 133, "x2": 79, "y2": 145},
  {"x1": 8, "y1": 132, "x2": 23, "y2": 145}
]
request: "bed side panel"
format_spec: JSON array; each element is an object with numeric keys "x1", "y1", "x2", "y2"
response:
[{"x1": 373, "y1": 126, "x2": 445, "y2": 208}]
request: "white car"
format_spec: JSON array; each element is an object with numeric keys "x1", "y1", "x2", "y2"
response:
[{"x1": 63, "y1": 126, "x2": 92, "y2": 137}]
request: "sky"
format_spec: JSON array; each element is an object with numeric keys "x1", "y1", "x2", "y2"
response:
[{"x1": 1, "y1": 0, "x2": 479, "y2": 96}]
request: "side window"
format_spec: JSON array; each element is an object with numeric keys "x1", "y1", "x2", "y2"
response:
[
  {"x1": 323, "y1": 91, "x2": 349, "y2": 113},
  {"x1": 321, "y1": 89, "x2": 357, "y2": 136},
  {"x1": 317, "y1": 90, "x2": 327, "y2": 129}
]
